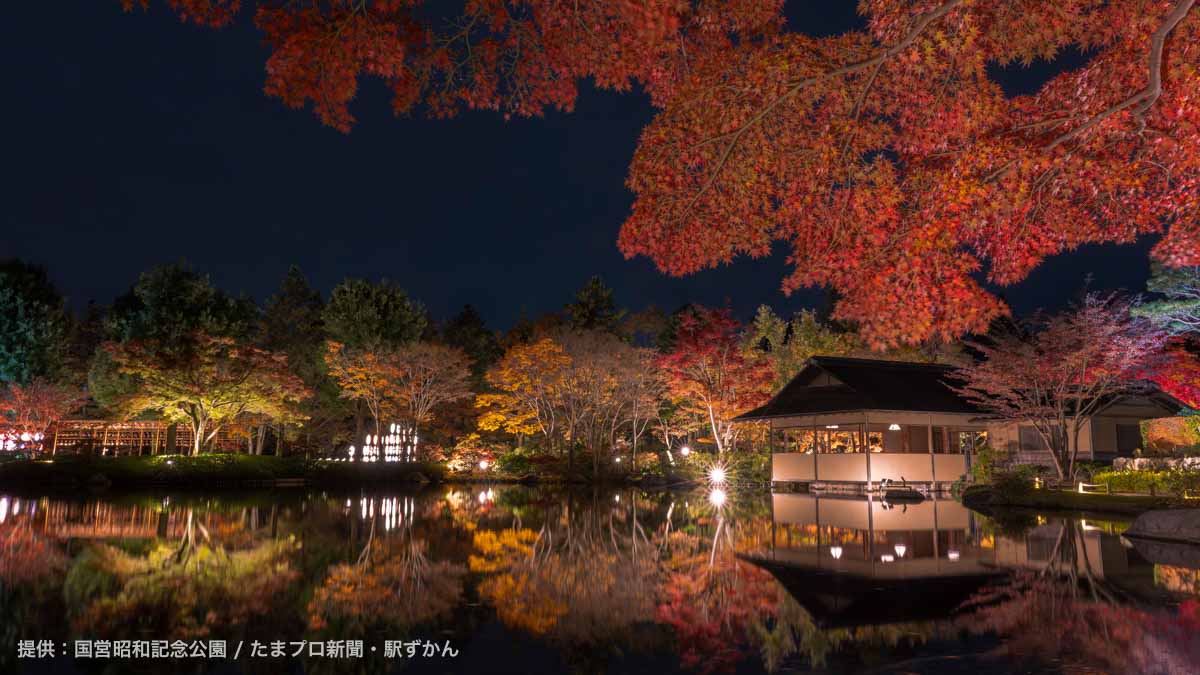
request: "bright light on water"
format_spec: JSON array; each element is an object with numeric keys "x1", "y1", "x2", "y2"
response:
[{"x1": 708, "y1": 488, "x2": 727, "y2": 508}]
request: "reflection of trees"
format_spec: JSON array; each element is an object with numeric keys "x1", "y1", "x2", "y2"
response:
[
  {"x1": 0, "y1": 519, "x2": 68, "y2": 675},
  {"x1": 307, "y1": 510, "x2": 465, "y2": 635},
  {"x1": 66, "y1": 509, "x2": 299, "y2": 639},
  {"x1": 471, "y1": 496, "x2": 659, "y2": 645},
  {"x1": 964, "y1": 520, "x2": 1200, "y2": 673}
]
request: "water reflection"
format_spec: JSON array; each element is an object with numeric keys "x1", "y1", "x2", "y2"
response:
[{"x1": 0, "y1": 487, "x2": 1196, "y2": 673}]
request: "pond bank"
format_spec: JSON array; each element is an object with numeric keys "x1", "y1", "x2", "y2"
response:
[
  {"x1": 961, "y1": 484, "x2": 1194, "y2": 516},
  {"x1": 0, "y1": 455, "x2": 706, "y2": 491}
]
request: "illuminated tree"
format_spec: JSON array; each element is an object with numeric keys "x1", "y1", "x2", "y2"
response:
[
  {"x1": 324, "y1": 340, "x2": 403, "y2": 440},
  {"x1": 952, "y1": 293, "x2": 1169, "y2": 479},
  {"x1": 391, "y1": 342, "x2": 473, "y2": 436},
  {"x1": 129, "y1": 0, "x2": 1200, "y2": 346},
  {"x1": 0, "y1": 378, "x2": 83, "y2": 442},
  {"x1": 657, "y1": 308, "x2": 773, "y2": 454},
  {"x1": 104, "y1": 334, "x2": 311, "y2": 455},
  {"x1": 477, "y1": 338, "x2": 572, "y2": 443},
  {"x1": 744, "y1": 306, "x2": 855, "y2": 390},
  {"x1": 1134, "y1": 264, "x2": 1200, "y2": 336}
]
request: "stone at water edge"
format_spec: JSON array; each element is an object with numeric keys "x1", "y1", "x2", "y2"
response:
[{"x1": 1126, "y1": 509, "x2": 1200, "y2": 545}]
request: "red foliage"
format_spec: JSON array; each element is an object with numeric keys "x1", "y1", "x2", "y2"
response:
[
  {"x1": 655, "y1": 308, "x2": 772, "y2": 453},
  {"x1": 0, "y1": 378, "x2": 83, "y2": 441},
  {"x1": 1149, "y1": 340, "x2": 1200, "y2": 409},
  {"x1": 129, "y1": 1, "x2": 1200, "y2": 345}
]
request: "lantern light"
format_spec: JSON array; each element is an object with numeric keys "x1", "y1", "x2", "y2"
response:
[
  {"x1": 888, "y1": 423, "x2": 901, "y2": 431},
  {"x1": 679, "y1": 445, "x2": 691, "y2": 457},
  {"x1": 829, "y1": 545, "x2": 843, "y2": 560}
]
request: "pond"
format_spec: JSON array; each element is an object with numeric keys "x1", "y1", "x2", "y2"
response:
[{"x1": 0, "y1": 486, "x2": 1197, "y2": 674}]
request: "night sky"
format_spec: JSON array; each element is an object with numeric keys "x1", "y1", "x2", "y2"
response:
[{"x1": 1, "y1": 2, "x2": 1158, "y2": 330}]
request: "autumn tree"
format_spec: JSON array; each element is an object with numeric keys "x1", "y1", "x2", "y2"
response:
[
  {"x1": 391, "y1": 342, "x2": 473, "y2": 436},
  {"x1": 657, "y1": 308, "x2": 773, "y2": 454},
  {"x1": 0, "y1": 260, "x2": 70, "y2": 385},
  {"x1": 90, "y1": 264, "x2": 258, "y2": 413},
  {"x1": 0, "y1": 378, "x2": 83, "y2": 445},
  {"x1": 129, "y1": 1, "x2": 1200, "y2": 347},
  {"x1": 105, "y1": 334, "x2": 311, "y2": 455},
  {"x1": 324, "y1": 340, "x2": 403, "y2": 442},
  {"x1": 477, "y1": 338, "x2": 571, "y2": 446},
  {"x1": 952, "y1": 293, "x2": 1170, "y2": 479}
]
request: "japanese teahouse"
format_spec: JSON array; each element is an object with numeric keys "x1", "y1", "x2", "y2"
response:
[{"x1": 735, "y1": 356, "x2": 1182, "y2": 491}]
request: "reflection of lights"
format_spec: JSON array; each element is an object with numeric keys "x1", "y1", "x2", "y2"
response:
[
  {"x1": 888, "y1": 423, "x2": 901, "y2": 431},
  {"x1": 880, "y1": 554, "x2": 895, "y2": 562},
  {"x1": 614, "y1": 457, "x2": 622, "y2": 463},
  {"x1": 614, "y1": 494, "x2": 621, "y2": 503},
  {"x1": 708, "y1": 488, "x2": 727, "y2": 508},
  {"x1": 708, "y1": 466, "x2": 727, "y2": 485},
  {"x1": 1080, "y1": 519, "x2": 1102, "y2": 532},
  {"x1": 166, "y1": 460, "x2": 174, "y2": 466},
  {"x1": 680, "y1": 445, "x2": 691, "y2": 457},
  {"x1": 487, "y1": 488, "x2": 494, "y2": 501},
  {"x1": 947, "y1": 549, "x2": 961, "y2": 561},
  {"x1": 825, "y1": 425, "x2": 839, "y2": 429},
  {"x1": 829, "y1": 545, "x2": 843, "y2": 560},
  {"x1": 0, "y1": 497, "x2": 8, "y2": 524},
  {"x1": 894, "y1": 543, "x2": 907, "y2": 558}
]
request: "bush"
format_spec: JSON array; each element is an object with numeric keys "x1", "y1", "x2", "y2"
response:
[
  {"x1": 1092, "y1": 468, "x2": 1200, "y2": 496},
  {"x1": 991, "y1": 464, "x2": 1044, "y2": 497},
  {"x1": 969, "y1": 445, "x2": 1001, "y2": 484}
]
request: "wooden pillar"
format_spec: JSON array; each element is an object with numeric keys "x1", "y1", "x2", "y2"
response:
[
  {"x1": 864, "y1": 412, "x2": 872, "y2": 488},
  {"x1": 928, "y1": 416, "x2": 936, "y2": 485}
]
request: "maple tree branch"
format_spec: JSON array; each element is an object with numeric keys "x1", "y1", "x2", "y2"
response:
[
  {"x1": 986, "y1": 0, "x2": 1195, "y2": 183},
  {"x1": 680, "y1": 0, "x2": 964, "y2": 219}
]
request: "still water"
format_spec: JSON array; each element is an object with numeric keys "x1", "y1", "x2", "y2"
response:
[{"x1": 0, "y1": 486, "x2": 1197, "y2": 674}]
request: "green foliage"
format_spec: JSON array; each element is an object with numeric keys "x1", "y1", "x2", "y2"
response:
[
  {"x1": 969, "y1": 445, "x2": 1001, "y2": 484},
  {"x1": 323, "y1": 278, "x2": 427, "y2": 350},
  {"x1": 564, "y1": 276, "x2": 624, "y2": 333},
  {"x1": 104, "y1": 264, "x2": 257, "y2": 347},
  {"x1": 743, "y1": 306, "x2": 854, "y2": 389},
  {"x1": 1092, "y1": 468, "x2": 1200, "y2": 496},
  {"x1": 0, "y1": 260, "x2": 70, "y2": 384},
  {"x1": 442, "y1": 304, "x2": 502, "y2": 381},
  {"x1": 1133, "y1": 263, "x2": 1200, "y2": 337},
  {"x1": 991, "y1": 465, "x2": 1044, "y2": 497}
]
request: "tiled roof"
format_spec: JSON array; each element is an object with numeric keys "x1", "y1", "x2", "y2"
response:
[{"x1": 736, "y1": 356, "x2": 982, "y2": 420}]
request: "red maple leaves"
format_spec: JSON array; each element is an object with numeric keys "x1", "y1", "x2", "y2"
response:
[{"x1": 128, "y1": 1, "x2": 1200, "y2": 346}]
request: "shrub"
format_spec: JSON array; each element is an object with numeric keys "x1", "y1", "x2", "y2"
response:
[
  {"x1": 991, "y1": 464, "x2": 1044, "y2": 497},
  {"x1": 969, "y1": 445, "x2": 1001, "y2": 484},
  {"x1": 1092, "y1": 468, "x2": 1200, "y2": 496}
]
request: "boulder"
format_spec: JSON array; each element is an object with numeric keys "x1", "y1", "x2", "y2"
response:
[{"x1": 1125, "y1": 509, "x2": 1200, "y2": 545}]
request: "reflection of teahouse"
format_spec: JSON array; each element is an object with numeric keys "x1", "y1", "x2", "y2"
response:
[
  {"x1": 740, "y1": 493, "x2": 1001, "y2": 627},
  {"x1": 736, "y1": 356, "x2": 1183, "y2": 491}
]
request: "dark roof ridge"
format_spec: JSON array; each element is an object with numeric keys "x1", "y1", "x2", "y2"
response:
[{"x1": 810, "y1": 355, "x2": 958, "y2": 370}]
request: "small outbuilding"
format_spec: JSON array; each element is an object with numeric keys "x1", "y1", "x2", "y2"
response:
[{"x1": 736, "y1": 356, "x2": 1184, "y2": 490}]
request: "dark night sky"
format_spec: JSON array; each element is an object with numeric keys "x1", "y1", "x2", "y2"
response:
[{"x1": 1, "y1": 2, "x2": 1157, "y2": 331}]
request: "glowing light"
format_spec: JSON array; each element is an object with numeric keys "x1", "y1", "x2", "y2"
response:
[
  {"x1": 679, "y1": 445, "x2": 691, "y2": 457},
  {"x1": 166, "y1": 459, "x2": 174, "y2": 466},
  {"x1": 880, "y1": 554, "x2": 895, "y2": 562},
  {"x1": 614, "y1": 457, "x2": 622, "y2": 463},
  {"x1": 894, "y1": 543, "x2": 907, "y2": 558},
  {"x1": 479, "y1": 460, "x2": 489, "y2": 470},
  {"x1": 888, "y1": 423, "x2": 901, "y2": 431},
  {"x1": 0, "y1": 497, "x2": 8, "y2": 524},
  {"x1": 19, "y1": 432, "x2": 31, "y2": 442},
  {"x1": 947, "y1": 549, "x2": 961, "y2": 561},
  {"x1": 708, "y1": 466, "x2": 727, "y2": 485},
  {"x1": 614, "y1": 494, "x2": 621, "y2": 503},
  {"x1": 825, "y1": 424, "x2": 839, "y2": 429},
  {"x1": 829, "y1": 545, "x2": 843, "y2": 560},
  {"x1": 708, "y1": 488, "x2": 727, "y2": 508}
]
